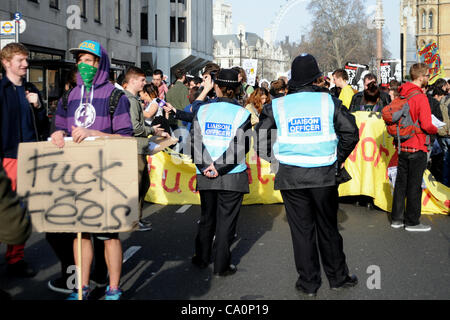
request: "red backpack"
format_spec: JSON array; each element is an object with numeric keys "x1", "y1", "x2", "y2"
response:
[{"x1": 382, "y1": 90, "x2": 423, "y2": 149}]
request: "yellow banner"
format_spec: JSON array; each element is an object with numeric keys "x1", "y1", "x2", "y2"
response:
[
  {"x1": 145, "y1": 112, "x2": 449, "y2": 215},
  {"x1": 339, "y1": 112, "x2": 449, "y2": 215}
]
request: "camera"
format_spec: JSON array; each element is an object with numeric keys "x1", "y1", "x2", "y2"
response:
[
  {"x1": 209, "y1": 71, "x2": 217, "y2": 83},
  {"x1": 156, "y1": 98, "x2": 167, "y2": 108}
]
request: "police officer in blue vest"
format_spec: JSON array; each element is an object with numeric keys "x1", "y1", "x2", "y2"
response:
[
  {"x1": 190, "y1": 69, "x2": 252, "y2": 277},
  {"x1": 256, "y1": 54, "x2": 360, "y2": 297}
]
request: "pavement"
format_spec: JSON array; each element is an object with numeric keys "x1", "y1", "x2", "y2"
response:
[{"x1": 0, "y1": 201, "x2": 449, "y2": 301}]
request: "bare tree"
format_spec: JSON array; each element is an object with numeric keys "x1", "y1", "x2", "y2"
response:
[{"x1": 286, "y1": 0, "x2": 391, "y2": 72}]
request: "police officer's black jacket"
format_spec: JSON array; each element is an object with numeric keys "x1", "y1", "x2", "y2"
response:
[
  {"x1": 255, "y1": 85, "x2": 360, "y2": 190},
  {"x1": 190, "y1": 97, "x2": 252, "y2": 193}
]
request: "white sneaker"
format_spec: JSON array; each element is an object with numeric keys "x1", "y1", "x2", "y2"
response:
[
  {"x1": 137, "y1": 220, "x2": 152, "y2": 232},
  {"x1": 391, "y1": 221, "x2": 405, "y2": 229},
  {"x1": 405, "y1": 224, "x2": 432, "y2": 232}
]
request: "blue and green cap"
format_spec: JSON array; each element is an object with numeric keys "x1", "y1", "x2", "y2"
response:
[{"x1": 69, "y1": 40, "x2": 101, "y2": 59}]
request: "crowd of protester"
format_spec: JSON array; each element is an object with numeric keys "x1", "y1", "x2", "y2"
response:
[{"x1": 1, "y1": 40, "x2": 449, "y2": 301}]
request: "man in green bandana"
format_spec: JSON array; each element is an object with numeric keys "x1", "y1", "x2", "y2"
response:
[
  {"x1": 51, "y1": 40, "x2": 135, "y2": 301},
  {"x1": 78, "y1": 58, "x2": 98, "y2": 92}
]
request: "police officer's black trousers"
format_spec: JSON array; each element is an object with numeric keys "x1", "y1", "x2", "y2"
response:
[
  {"x1": 195, "y1": 190, "x2": 244, "y2": 274},
  {"x1": 281, "y1": 186, "x2": 349, "y2": 292}
]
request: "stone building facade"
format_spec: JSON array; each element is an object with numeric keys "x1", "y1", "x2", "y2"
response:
[{"x1": 400, "y1": 0, "x2": 450, "y2": 77}]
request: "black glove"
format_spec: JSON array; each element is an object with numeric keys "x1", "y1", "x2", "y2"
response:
[{"x1": 336, "y1": 163, "x2": 352, "y2": 185}]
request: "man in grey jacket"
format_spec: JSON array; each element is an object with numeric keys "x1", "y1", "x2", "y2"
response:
[{"x1": 123, "y1": 67, "x2": 168, "y2": 232}]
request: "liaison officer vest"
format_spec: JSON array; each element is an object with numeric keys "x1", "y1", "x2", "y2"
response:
[
  {"x1": 272, "y1": 92, "x2": 338, "y2": 168},
  {"x1": 197, "y1": 102, "x2": 250, "y2": 175}
]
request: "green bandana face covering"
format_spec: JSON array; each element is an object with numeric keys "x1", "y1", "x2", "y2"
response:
[{"x1": 78, "y1": 62, "x2": 98, "y2": 91}]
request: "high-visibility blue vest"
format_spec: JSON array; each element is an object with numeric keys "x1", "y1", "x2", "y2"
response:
[
  {"x1": 196, "y1": 102, "x2": 250, "y2": 175},
  {"x1": 272, "y1": 92, "x2": 338, "y2": 168}
]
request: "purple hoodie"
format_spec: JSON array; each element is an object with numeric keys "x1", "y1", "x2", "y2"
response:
[{"x1": 55, "y1": 44, "x2": 133, "y2": 136}]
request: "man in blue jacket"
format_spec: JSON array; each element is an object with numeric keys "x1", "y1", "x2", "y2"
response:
[{"x1": 0, "y1": 43, "x2": 49, "y2": 278}]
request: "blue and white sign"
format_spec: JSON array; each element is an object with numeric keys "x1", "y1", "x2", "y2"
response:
[
  {"x1": 205, "y1": 122, "x2": 233, "y2": 138},
  {"x1": 13, "y1": 12, "x2": 22, "y2": 21},
  {"x1": 0, "y1": 21, "x2": 16, "y2": 35},
  {"x1": 288, "y1": 117, "x2": 322, "y2": 134}
]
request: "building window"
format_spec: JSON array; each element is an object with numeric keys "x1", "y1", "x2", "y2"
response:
[
  {"x1": 79, "y1": 0, "x2": 86, "y2": 19},
  {"x1": 429, "y1": 11, "x2": 433, "y2": 29},
  {"x1": 229, "y1": 59, "x2": 233, "y2": 67},
  {"x1": 229, "y1": 49, "x2": 233, "y2": 55},
  {"x1": 170, "y1": 17, "x2": 176, "y2": 42},
  {"x1": 115, "y1": 0, "x2": 121, "y2": 30},
  {"x1": 178, "y1": 0, "x2": 186, "y2": 4},
  {"x1": 28, "y1": 0, "x2": 39, "y2": 3},
  {"x1": 127, "y1": 0, "x2": 132, "y2": 33},
  {"x1": 178, "y1": 17, "x2": 186, "y2": 42},
  {"x1": 141, "y1": 13, "x2": 148, "y2": 40},
  {"x1": 422, "y1": 11, "x2": 426, "y2": 29},
  {"x1": 49, "y1": 0, "x2": 59, "y2": 9},
  {"x1": 94, "y1": 0, "x2": 101, "y2": 22}
]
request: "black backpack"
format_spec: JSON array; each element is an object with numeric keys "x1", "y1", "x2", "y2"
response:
[{"x1": 62, "y1": 87, "x2": 124, "y2": 118}]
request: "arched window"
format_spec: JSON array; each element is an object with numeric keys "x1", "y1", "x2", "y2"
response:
[
  {"x1": 421, "y1": 10, "x2": 426, "y2": 29},
  {"x1": 429, "y1": 11, "x2": 434, "y2": 29}
]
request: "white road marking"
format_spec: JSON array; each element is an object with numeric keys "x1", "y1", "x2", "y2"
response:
[
  {"x1": 122, "y1": 246, "x2": 142, "y2": 263},
  {"x1": 144, "y1": 204, "x2": 165, "y2": 216},
  {"x1": 176, "y1": 205, "x2": 192, "y2": 214}
]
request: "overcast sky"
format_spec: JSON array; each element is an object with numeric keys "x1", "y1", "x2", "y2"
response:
[{"x1": 216, "y1": 0, "x2": 401, "y2": 59}]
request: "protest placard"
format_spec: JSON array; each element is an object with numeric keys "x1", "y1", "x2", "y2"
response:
[
  {"x1": 345, "y1": 63, "x2": 370, "y2": 91},
  {"x1": 17, "y1": 138, "x2": 139, "y2": 233},
  {"x1": 242, "y1": 59, "x2": 258, "y2": 87},
  {"x1": 418, "y1": 42, "x2": 446, "y2": 85},
  {"x1": 380, "y1": 59, "x2": 402, "y2": 87},
  {"x1": 148, "y1": 135, "x2": 179, "y2": 155}
]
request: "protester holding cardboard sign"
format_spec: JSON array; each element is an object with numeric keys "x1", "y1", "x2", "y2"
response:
[{"x1": 50, "y1": 40, "x2": 134, "y2": 300}]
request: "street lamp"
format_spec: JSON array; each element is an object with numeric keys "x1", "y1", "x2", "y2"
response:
[
  {"x1": 375, "y1": 0, "x2": 385, "y2": 83},
  {"x1": 239, "y1": 31, "x2": 243, "y2": 66},
  {"x1": 262, "y1": 58, "x2": 264, "y2": 80}
]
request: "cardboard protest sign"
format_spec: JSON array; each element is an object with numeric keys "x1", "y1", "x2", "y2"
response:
[
  {"x1": 380, "y1": 59, "x2": 402, "y2": 88},
  {"x1": 345, "y1": 63, "x2": 370, "y2": 91},
  {"x1": 148, "y1": 135, "x2": 179, "y2": 155},
  {"x1": 418, "y1": 42, "x2": 446, "y2": 85},
  {"x1": 242, "y1": 59, "x2": 258, "y2": 87},
  {"x1": 17, "y1": 138, "x2": 139, "y2": 233}
]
